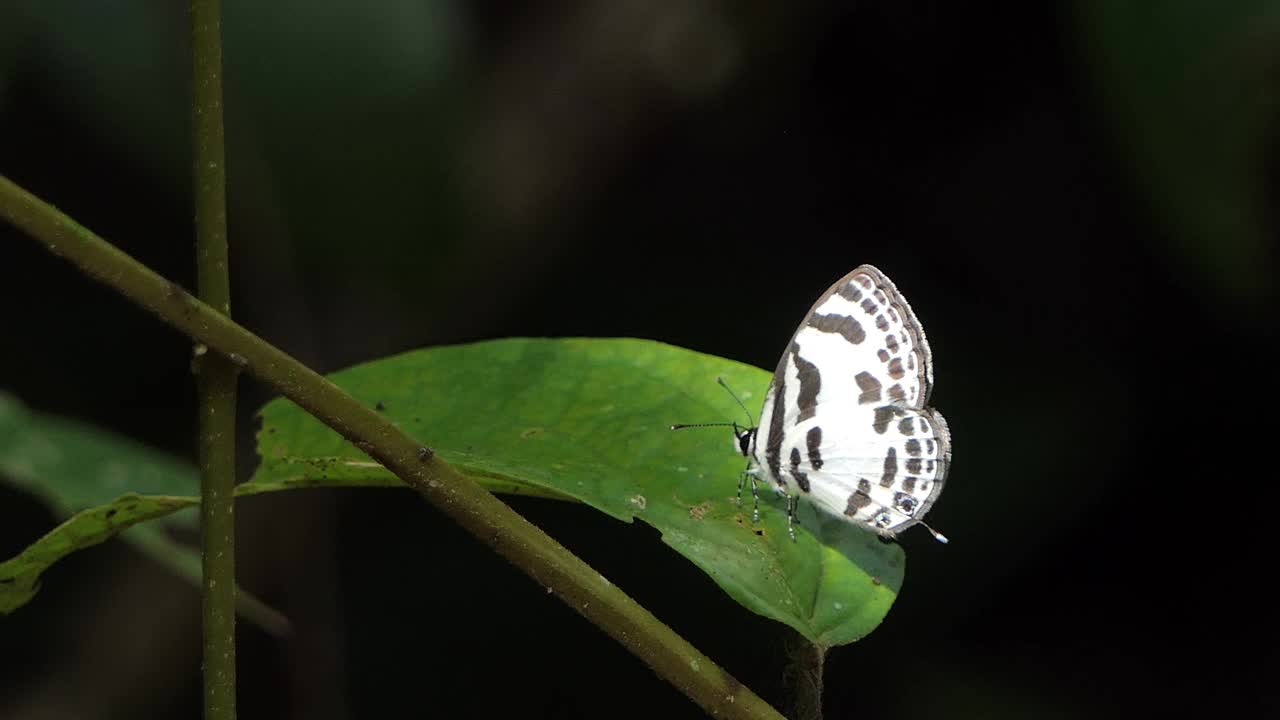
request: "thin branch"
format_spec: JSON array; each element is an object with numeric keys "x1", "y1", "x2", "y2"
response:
[
  {"x1": 190, "y1": 1, "x2": 237, "y2": 718},
  {"x1": 0, "y1": 174, "x2": 785, "y2": 720},
  {"x1": 784, "y1": 631, "x2": 826, "y2": 720}
]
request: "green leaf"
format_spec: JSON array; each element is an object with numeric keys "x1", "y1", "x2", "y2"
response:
[
  {"x1": 0, "y1": 492, "x2": 194, "y2": 613},
  {"x1": 0, "y1": 387, "x2": 553, "y2": 619},
  {"x1": 0, "y1": 392, "x2": 287, "y2": 631},
  {"x1": 251, "y1": 338, "x2": 904, "y2": 647}
]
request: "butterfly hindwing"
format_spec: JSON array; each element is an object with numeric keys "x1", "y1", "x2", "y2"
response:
[{"x1": 800, "y1": 406, "x2": 950, "y2": 535}]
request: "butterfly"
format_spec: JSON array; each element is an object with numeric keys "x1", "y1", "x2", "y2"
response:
[{"x1": 677, "y1": 265, "x2": 950, "y2": 543}]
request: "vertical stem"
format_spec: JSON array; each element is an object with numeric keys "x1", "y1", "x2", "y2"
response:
[
  {"x1": 190, "y1": 1, "x2": 236, "y2": 718},
  {"x1": 784, "y1": 632, "x2": 826, "y2": 720}
]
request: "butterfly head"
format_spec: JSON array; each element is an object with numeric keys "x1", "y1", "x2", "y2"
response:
[{"x1": 733, "y1": 423, "x2": 756, "y2": 458}]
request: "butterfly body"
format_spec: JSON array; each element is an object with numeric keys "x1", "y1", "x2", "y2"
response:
[{"x1": 736, "y1": 265, "x2": 951, "y2": 542}]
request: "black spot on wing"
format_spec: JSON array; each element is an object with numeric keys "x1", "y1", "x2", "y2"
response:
[
  {"x1": 887, "y1": 384, "x2": 907, "y2": 403},
  {"x1": 837, "y1": 283, "x2": 863, "y2": 302},
  {"x1": 887, "y1": 357, "x2": 905, "y2": 379},
  {"x1": 881, "y1": 446, "x2": 897, "y2": 487},
  {"x1": 856, "y1": 372, "x2": 882, "y2": 404},
  {"x1": 791, "y1": 344, "x2": 821, "y2": 422},
  {"x1": 806, "y1": 426, "x2": 823, "y2": 470},
  {"x1": 872, "y1": 407, "x2": 898, "y2": 434},
  {"x1": 808, "y1": 313, "x2": 866, "y2": 345},
  {"x1": 789, "y1": 447, "x2": 811, "y2": 492},
  {"x1": 845, "y1": 479, "x2": 873, "y2": 516},
  {"x1": 893, "y1": 491, "x2": 917, "y2": 515}
]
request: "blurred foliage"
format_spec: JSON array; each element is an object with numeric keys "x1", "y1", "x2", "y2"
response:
[
  {"x1": 1078, "y1": 1, "x2": 1280, "y2": 301},
  {"x1": 0, "y1": 391, "x2": 285, "y2": 629},
  {"x1": 0, "y1": 389, "x2": 195, "y2": 609},
  {"x1": 0, "y1": 0, "x2": 469, "y2": 319}
]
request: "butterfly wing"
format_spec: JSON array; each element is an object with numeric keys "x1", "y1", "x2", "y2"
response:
[
  {"x1": 801, "y1": 406, "x2": 949, "y2": 536},
  {"x1": 752, "y1": 265, "x2": 950, "y2": 537}
]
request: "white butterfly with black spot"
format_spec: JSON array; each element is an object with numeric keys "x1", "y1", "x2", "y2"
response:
[{"x1": 688, "y1": 265, "x2": 951, "y2": 543}]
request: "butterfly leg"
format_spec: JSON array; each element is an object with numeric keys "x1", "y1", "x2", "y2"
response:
[
  {"x1": 749, "y1": 473, "x2": 760, "y2": 523},
  {"x1": 786, "y1": 494, "x2": 798, "y2": 542},
  {"x1": 737, "y1": 461, "x2": 761, "y2": 523}
]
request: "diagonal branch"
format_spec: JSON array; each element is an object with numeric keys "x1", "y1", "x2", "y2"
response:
[{"x1": 0, "y1": 174, "x2": 784, "y2": 720}]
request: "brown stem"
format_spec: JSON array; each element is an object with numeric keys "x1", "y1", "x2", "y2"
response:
[{"x1": 785, "y1": 631, "x2": 826, "y2": 720}]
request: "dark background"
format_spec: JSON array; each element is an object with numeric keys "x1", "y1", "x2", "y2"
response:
[{"x1": 1, "y1": 2, "x2": 1276, "y2": 719}]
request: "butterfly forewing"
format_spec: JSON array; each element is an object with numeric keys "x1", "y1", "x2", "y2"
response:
[{"x1": 750, "y1": 265, "x2": 950, "y2": 539}]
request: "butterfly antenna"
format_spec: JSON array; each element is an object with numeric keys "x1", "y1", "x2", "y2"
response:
[
  {"x1": 670, "y1": 422, "x2": 738, "y2": 431},
  {"x1": 716, "y1": 377, "x2": 756, "y2": 426}
]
